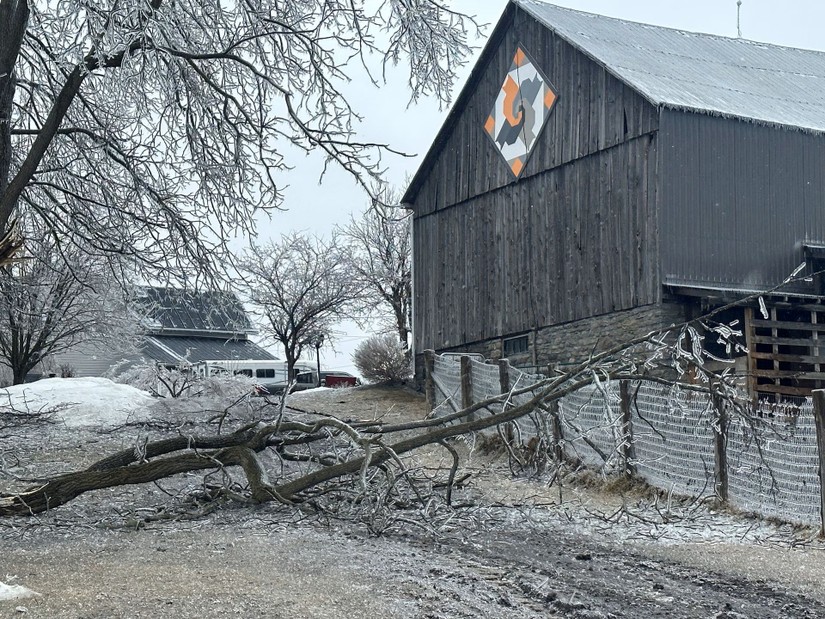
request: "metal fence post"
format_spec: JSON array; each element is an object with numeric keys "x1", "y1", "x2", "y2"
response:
[
  {"x1": 811, "y1": 389, "x2": 825, "y2": 537},
  {"x1": 619, "y1": 380, "x2": 635, "y2": 476},
  {"x1": 424, "y1": 349, "x2": 436, "y2": 411},
  {"x1": 711, "y1": 390, "x2": 729, "y2": 503}
]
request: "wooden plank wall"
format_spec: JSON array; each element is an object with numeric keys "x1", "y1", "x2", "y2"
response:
[
  {"x1": 746, "y1": 304, "x2": 825, "y2": 399},
  {"x1": 412, "y1": 11, "x2": 659, "y2": 217},
  {"x1": 411, "y1": 11, "x2": 661, "y2": 353},
  {"x1": 414, "y1": 133, "x2": 659, "y2": 351}
]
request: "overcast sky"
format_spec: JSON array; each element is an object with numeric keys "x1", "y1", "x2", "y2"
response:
[{"x1": 256, "y1": 0, "x2": 825, "y2": 374}]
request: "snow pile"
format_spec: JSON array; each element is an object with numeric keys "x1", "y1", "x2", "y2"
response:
[
  {"x1": 0, "y1": 581, "x2": 40, "y2": 601},
  {"x1": 0, "y1": 377, "x2": 155, "y2": 428}
]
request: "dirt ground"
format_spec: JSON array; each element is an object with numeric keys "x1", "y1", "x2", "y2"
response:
[{"x1": 2, "y1": 385, "x2": 825, "y2": 618}]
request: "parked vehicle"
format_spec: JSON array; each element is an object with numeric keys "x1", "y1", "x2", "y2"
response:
[
  {"x1": 195, "y1": 359, "x2": 317, "y2": 395},
  {"x1": 319, "y1": 371, "x2": 360, "y2": 388}
]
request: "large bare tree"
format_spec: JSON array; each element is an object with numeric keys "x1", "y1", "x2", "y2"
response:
[
  {"x1": 237, "y1": 232, "x2": 360, "y2": 381},
  {"x1": 0, "y1": 0, "x2": 479, "y2": 281},
  {"x1": 0, "y1": 227, "x2": 139, "y2": 385},
  {"x1": 343, "y1": 194, "x2": 412, "y2": 348}
]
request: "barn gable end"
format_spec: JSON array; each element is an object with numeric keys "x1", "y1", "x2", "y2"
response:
[{"x1": 408, "y1": 4, "x2": 661, "y2": 359}]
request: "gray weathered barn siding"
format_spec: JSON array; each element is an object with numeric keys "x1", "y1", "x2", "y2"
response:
[
  {"x1": 411, "y1": 6, "x2": 661, "y2": 354},
  {"x1": 410, "y1": 8, "x2": 658, "y2": 216},
  {"x1": 660, "y1": 110, "x2": 825, "y2": 292},
  {"x1": 408, "y1": 0, "x2": 825, "y2": 390}
]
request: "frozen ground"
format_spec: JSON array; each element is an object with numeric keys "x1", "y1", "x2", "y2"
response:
[{"x1": 1, "y1": 382, "x2": 824, "y2": 618}]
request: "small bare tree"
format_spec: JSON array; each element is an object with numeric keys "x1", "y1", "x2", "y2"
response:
[
  {"x1": 343, "y1": 191, "x2": 412, "y2": 348},
  {"x1": 237, "y1": 232, "x2": 360, "y2": 381},
  {"x1": 0, "y1": 229, "x2": 139, "y2": 384}
]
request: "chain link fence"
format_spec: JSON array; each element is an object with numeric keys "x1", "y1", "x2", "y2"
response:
[{"x1": 426, "y1": 352, "x2": 825, "y2": 528}]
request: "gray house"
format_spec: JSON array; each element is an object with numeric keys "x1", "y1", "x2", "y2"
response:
[
  {"x1": 50, "y1": 287, "x2": 274, "y2": 377},
  {"x1": 403, "y1": 0, "x2": 825, "y2": 398}
]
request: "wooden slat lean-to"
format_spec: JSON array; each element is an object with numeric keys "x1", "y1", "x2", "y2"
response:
[{"x1": 747, "y1": 306, "x2": 825, "y2": 399}]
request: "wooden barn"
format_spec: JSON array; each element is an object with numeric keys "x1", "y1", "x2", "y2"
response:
[{"x1": 402, "y1": 0, "x2": 825, "y2": 399}]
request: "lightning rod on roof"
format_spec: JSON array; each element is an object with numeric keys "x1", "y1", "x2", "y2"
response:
[{"x1": 737, "y1": 0, "x2": 743, "y2": 38}]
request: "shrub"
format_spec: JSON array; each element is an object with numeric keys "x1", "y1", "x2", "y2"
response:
[
  {"x1": 352, "y1": 334, "x2": 411, "y2": 384},
  {"x1": 112, "y1": 362, "x2": 256, "y2": 400},
  {"x1": 111, "y1": 363, "x2": 197, "y2": 398}
]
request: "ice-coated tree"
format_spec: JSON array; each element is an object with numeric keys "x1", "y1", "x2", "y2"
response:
[
  {"x1": 343, "y1": 189, "x2": 412, "y2": 349},
  {"x1": 0, "y1": 0, "x2": 479, "y2": 281},
  {"x1": 237, "y1": 232, "x2": 360, "y2": 383},
  {"x1": 0, "y1": 225, "x2": 140, "y2": 385}
]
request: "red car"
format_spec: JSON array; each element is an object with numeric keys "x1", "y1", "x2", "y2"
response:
[{"x1": 319, "y1": 371, "x2": 360, "y2": 388}]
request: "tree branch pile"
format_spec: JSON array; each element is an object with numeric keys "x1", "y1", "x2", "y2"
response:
[{"x1": 0, "y1": 371, "x2": 582, "y2": 518}]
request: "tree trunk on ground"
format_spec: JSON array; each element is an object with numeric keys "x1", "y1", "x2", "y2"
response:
[{"x1": 0, "y1": 382, "x2": 560, "y2": 517}]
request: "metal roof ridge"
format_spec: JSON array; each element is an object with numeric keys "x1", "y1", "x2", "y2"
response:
[{"x1": 515, "y1": 0, "x2": 825, "y2": 56}]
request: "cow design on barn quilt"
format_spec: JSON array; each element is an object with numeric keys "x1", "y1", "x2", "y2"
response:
[{"x1": 484, "y1": 46, "x2": 557, "y2": 178}]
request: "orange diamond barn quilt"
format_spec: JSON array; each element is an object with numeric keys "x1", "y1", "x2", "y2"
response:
[{"x1": 485, "y1": 46, "x2": 557, "y2": 178}]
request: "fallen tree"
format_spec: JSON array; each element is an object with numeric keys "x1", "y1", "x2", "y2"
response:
[
  {"x1": 0, "y1": 320, "x2": 732, "y2": 519},
  {"x1": 12, "y1": 266, "x2": 816, "y2": 520}
]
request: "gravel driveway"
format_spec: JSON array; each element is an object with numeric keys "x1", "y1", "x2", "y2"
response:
[{"x1": 2, "y1": 385, "x2": 824, "y2": 618}]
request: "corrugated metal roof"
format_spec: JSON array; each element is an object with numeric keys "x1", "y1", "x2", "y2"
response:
[
  {"x1": 142, "y1": 336, "x2": 276, "y2": 364},
  {"x1": 137, "y1": 287, "x2": 252, "y2": 334},
  {"x1": 518, "y1": 0, "x2": 825, "y2": 133}
]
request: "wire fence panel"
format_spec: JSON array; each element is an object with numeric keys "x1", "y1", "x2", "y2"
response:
[
  {"x1": 427, "y1": 352, "x2": 825, "y2": 528},
  {"x1": 508, "y1": 366, "x2": 546, "y2": 437},
  {"x1": 431, "y1": 356, "x2": 461, "y2": 414},
  {"x1": 629, "y1": 383, "x2": 717, "y2": 498},
  {"x1": 558, "y1": 383, "x2": 623, "y2": 471},
  {"x1": 470, "y1": 362, "x2": 502, "y2": 405},
  {"x1": 727, "y1": 409, "x2": 822, "y2": 526}
]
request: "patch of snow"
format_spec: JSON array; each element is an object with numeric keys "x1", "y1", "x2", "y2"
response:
[
  {"x1": 292, "y1": 387, "x2": 333, "y2": 395},
  {"x1": 0, "y1": 377, "x2": 155, "y2": 428},
  {"x1": 0, "y1": 581, "x2": 40, "y2": 601}
]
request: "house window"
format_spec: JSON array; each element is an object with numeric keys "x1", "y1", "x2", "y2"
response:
[
  {"x1": 256, "y1": 368, "x2": 275, "y2": 379},
  {"x1": 503, "y1": 335, "x2": 529, "y2": 356}
]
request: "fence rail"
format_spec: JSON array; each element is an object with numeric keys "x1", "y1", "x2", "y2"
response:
[{"x1": 423, "y1": 350, "x2": 825, "y2": 532}]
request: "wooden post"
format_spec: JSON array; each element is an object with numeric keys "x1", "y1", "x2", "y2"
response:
[
  {"x1": 744, "y1": 308, "x2": 757, "y2": 405},
  {"x1": 711, "y1": 389, "x2": 729, "y2": 503},
  {"x1": 460, "y1": 355, "x2": 473, "y2": 412},
  {"x1": 499, "y1": 359, "x2": 513, "y2": 442},
  {"x1": 424, "y1": 349, "x2": 436, "y2": 411},
  {"x1": 498, "y1": 359, "x2": 510, "y2": 395},
  {"x1": 619, "y1": 380, "x2": 635, "y2": 476},
  {"x1": 811, "y1": 390, "x2": 825, "y2": 537},
  {"x1": 549, "y1": 400, "x2": 564, "y2": 462}
]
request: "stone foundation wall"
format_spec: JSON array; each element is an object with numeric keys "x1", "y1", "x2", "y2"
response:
[{"x1": 415, "y1": 302, "x2": 687, "y2": 378}]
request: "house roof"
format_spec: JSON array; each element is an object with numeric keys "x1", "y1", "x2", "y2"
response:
[
  {"x1": 142, "y1": 336, "x2": 276, "y2": 365},
  {"x1": 517, "y1": 0, "x2": 825, "y2": 133},
  {"x1": 138, "y1": 287, "x2": 252, "y2": 335},
  {"x1": 403, "y1": 0, "x2": 825, "y2": 204}
]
